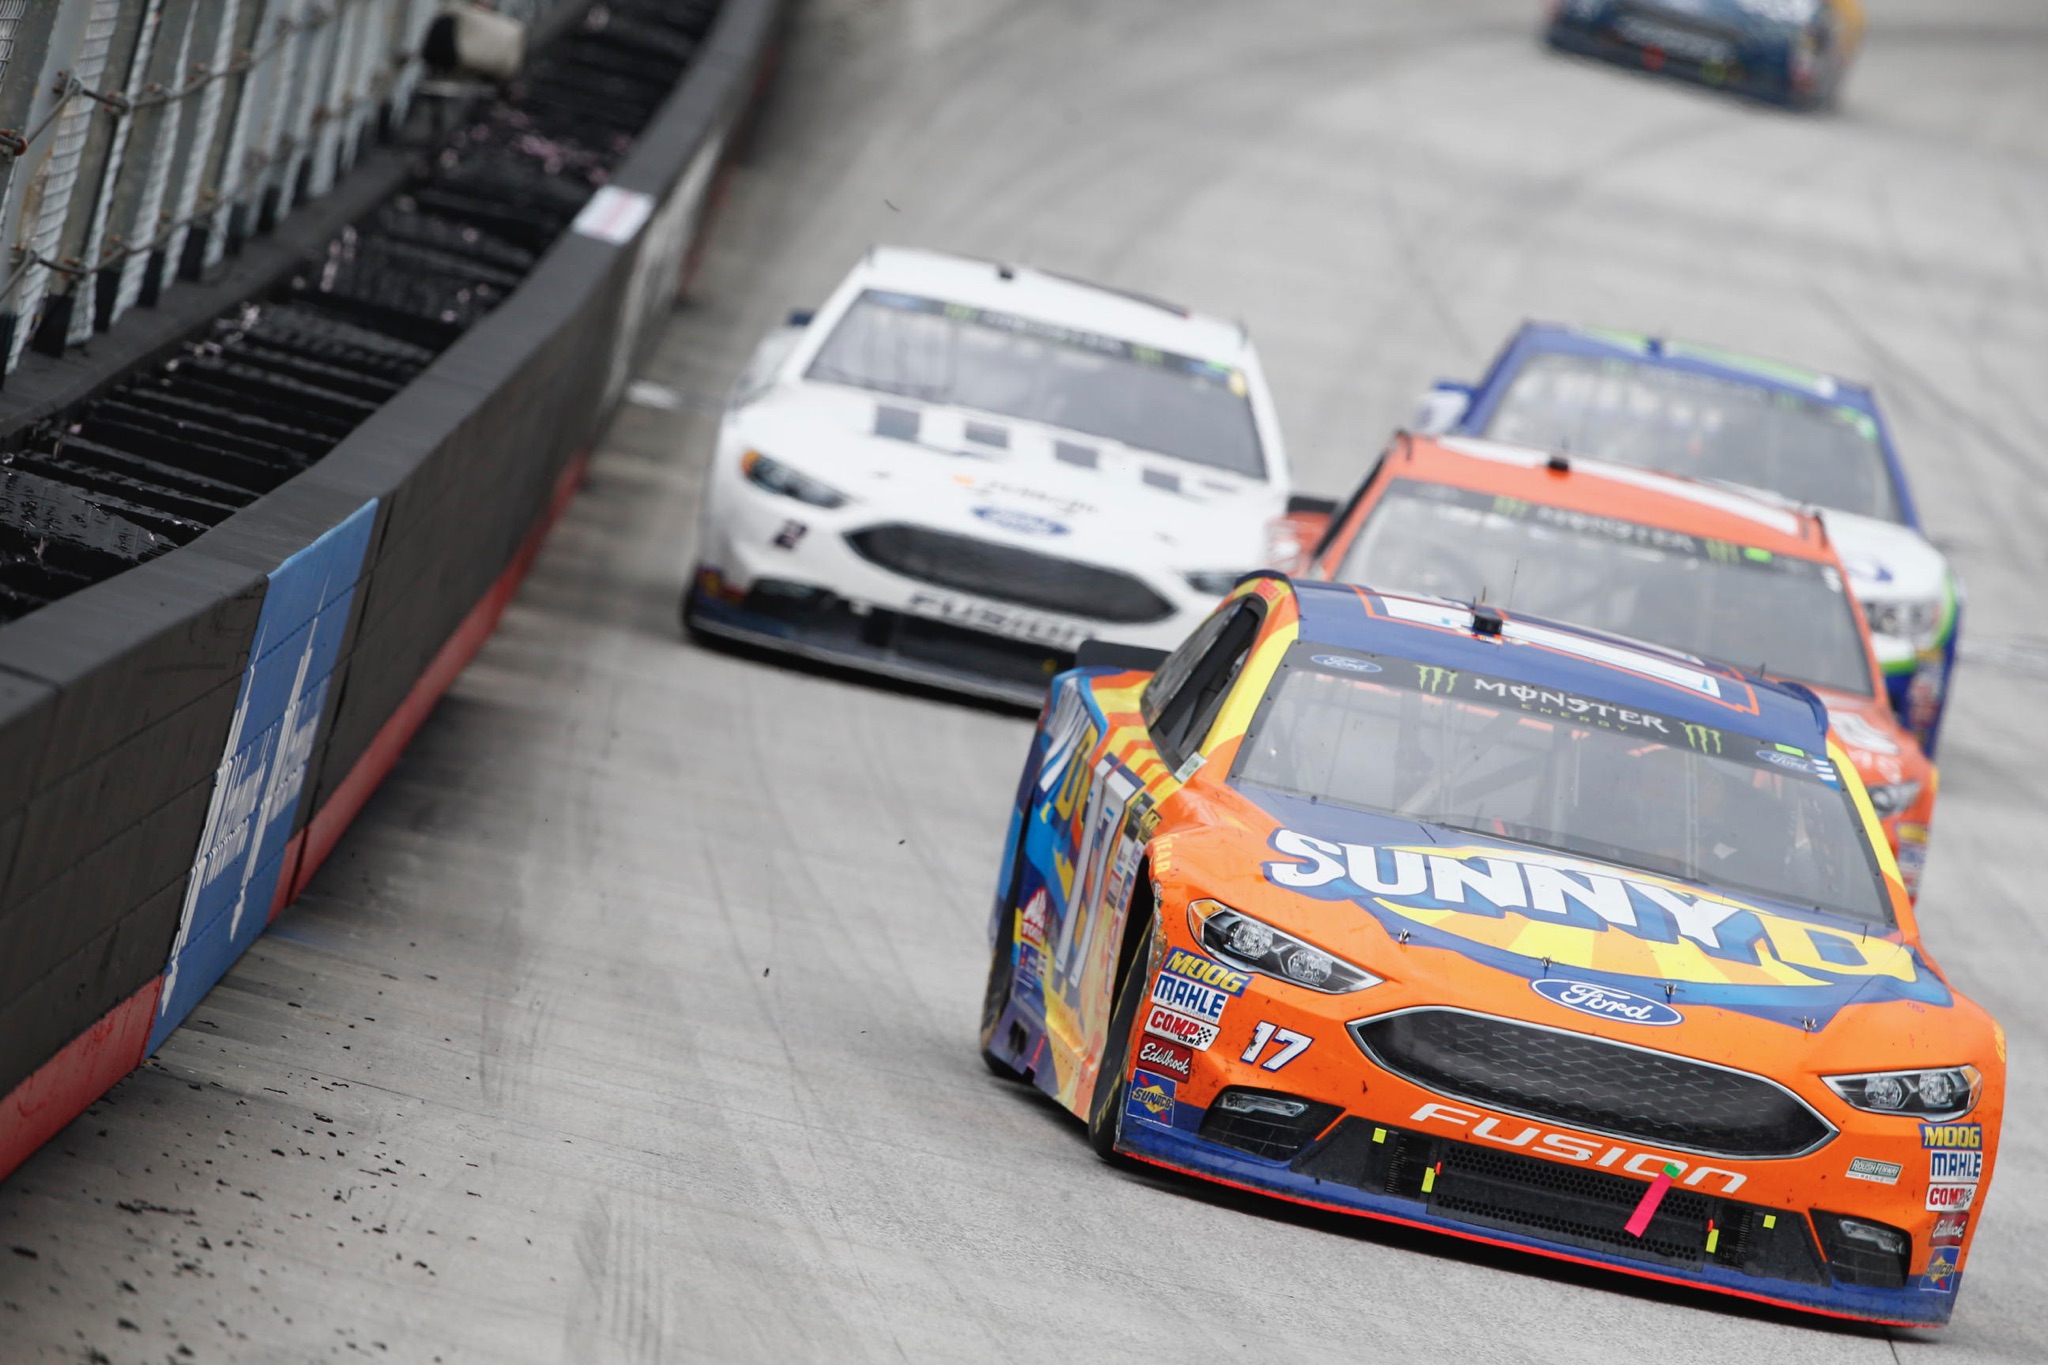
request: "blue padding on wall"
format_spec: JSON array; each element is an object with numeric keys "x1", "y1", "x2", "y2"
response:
[{"x1": 150, "y1": 502, "x2": 378, "y2": 1052}]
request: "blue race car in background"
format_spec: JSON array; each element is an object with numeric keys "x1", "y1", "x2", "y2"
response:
[
  {"x1": 1414, "y1": 323, "x2": 1960, "y2": 755},
  {"x1": 1544, "y1": 0, "x2": 1864, "y2": 109}
]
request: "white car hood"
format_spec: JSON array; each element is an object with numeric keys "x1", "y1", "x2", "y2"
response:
[
  {"x1": 730, "y1": 381, "x2": 1282, "y2": 570},
  {"x1": 1816, "y1": 509, "x2": 1952, "y2": 606}
]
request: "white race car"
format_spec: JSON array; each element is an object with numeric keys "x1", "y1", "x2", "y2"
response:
[{"x1": 684, "y1": 246, "x2": 1294, "y2": 705}]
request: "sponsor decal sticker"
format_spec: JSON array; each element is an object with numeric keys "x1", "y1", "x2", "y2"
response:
[
  {"x1": 1018, "y1": 889, "x2": 1050, "y2": 951},
  {"x1": 1144, "y1": 1002, "x2": 1220, "y2": 1052},
  {"x1": 1240, "y1": 1022, "x2": 1312, "y2": 1071},
  {"x1": 1929, "y1": 1151, "x2": 1983, "y2": 1182},
  {"x1": 1408, "y1": 1101, "x2": 1746, "y2": 1193},
  {"x1": 1262, "y1": 827, "x2": 1950, "y2": 1029},
  {"x1": 1920, "y1": 1244, "x2": 1960, "y2": 1292},
  {"x1": 1311, "y1": 654, "x2": 1382, "y2": 674},
  {"x1": 1151, "y1": 970, "x2": 1232, "y2": 1024},
  {"x1": 1531, "y1": 978, "x2": 1682, "y2": 1026},
  {"x1": 905, "y1": 591, "x2": 1086, "y2": 648},
  {"x1": 1926, "y1": 1183, "x2": 1976, "y2": 1213},
  {"x1": 972, "y1": 505, "x2": 1069, "y2": 537},
  {"x1": 1930, "y1": 1215, "x2": 1968, "y2": 1248},
  {"x1": 1920, "y1": 1123, "x2": 1982, "y2": 1150},
  {"x1": 1161, "y1": 949, "x2": 1249, "y2": 996},
  {"x1": 1126, "y1": 1069, "x2": 1176, "y2": 1127},
  {"x1": 1137, "y1": 1038, "x2": 1194, "y2": 1081},
  {"x1": 1845, "y1": 1157, "x2": 1902, "y2": 1185}
]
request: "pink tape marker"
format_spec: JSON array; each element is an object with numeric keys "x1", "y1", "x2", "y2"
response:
[{"x1": 1625, "y1": 1162, "x2": 1683, "y2": 1238}]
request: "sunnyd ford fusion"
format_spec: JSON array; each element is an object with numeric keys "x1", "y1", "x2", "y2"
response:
[{"x1": 980, "y1": 575, "x2": 2003, "y2": 1326}]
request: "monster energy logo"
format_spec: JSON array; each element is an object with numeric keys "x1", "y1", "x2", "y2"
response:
[
  {"x1": 1682, "y1": 722, "x2": 1723, "y2": 754},
  {"x1": 1415, "y1": 665, "x2": 1459, "y2": 694}
]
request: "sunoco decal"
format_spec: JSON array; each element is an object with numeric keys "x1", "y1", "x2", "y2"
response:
[
  {"x1": 1263, "y1": 830, "x2": 1949, "y2": 1028},
  {"x1": 1126, "y1": 1069, "x2": 1176, "y2": 1127}
]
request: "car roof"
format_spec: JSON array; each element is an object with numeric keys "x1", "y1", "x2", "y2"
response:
[
  {"x1": 1399, "y1": 435, "x2": 1831, "y2": 557},
  {"x1": 1509, "y1": 321, "x2": 1878, "y2": 412},
  {"x1": 1283, "y1": 577, "x2": 1832, "y2": 749},
  {"x1": 846, "y1": 245, "x2": 1253, "y2": 363}
]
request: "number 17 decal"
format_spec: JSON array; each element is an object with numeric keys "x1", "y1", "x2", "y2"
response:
[{"x1": 1240, "y1": 1022, "x2": 1311, "y2": 1071}]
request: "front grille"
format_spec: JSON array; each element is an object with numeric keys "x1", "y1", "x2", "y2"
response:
[
  {"x1": 1435, "y1": 1137, "x2": 1715, "y2": 1266},
  {"x1": 1197, "y1": 1090, "x2": 1341, "y2": 1161},
  {"x1": 1289, "y1": 1120, "x2": 1830, "y2": 1284},
  {"x1": 845, "y1": 524, "x2": 1175, "y2": 624},
  {"x1": 1352, "y1": 1009, "x2": 1833, "y2": 1158}
]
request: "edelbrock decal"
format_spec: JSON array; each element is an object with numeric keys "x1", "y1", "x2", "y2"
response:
[{"x1": 1531, "y1": 978, "x2": 1682, "y2": 1026}]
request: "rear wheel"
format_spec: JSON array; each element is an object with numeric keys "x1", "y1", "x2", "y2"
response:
[{"x1": 1086, "y1": 917, "x2": 1156, "y2": 1161}]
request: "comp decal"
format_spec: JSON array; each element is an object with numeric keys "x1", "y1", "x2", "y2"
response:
[{"x1": 1263, "y1": 830, "x2": 1950, "y2": 1028}]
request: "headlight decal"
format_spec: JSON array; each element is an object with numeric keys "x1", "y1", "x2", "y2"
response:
[
  {"x1": 1185, "y1": 898, "x2": 1381, "y2": 994},
  {"x1": 1824, "y1": 1065, "x2": 1981, "y2": 1120}
]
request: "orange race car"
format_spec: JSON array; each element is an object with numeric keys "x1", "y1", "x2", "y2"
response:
[
  {"x1": 981, "y1": 575, "x2": 2003, "y2": 1326},
  {"x1": 1301, "y1": 434, "x2": 1939, "y2": 901}
]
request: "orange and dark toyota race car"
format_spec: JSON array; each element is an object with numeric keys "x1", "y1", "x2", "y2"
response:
[
  {"x1": 1304, "y1": 434, "x2": 1939, "y2": 902},
  {"x1": 981, "y1": 576, "x2": 2003, "y2": 1326}
]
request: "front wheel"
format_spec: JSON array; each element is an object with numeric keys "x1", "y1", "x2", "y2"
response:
[{"x1": 1086, "y1": 918, "x2": 1156, "y2": 1162}]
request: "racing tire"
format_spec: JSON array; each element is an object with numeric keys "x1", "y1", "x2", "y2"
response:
[{"x1": 1086, "y1": 917, "x2": 1156, "y2": 1163}]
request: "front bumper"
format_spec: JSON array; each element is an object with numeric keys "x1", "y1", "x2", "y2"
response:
[
  {"x1": 1545, "y1": 15, "x2": 1816, "y2": 107},
  {"x1": 1117, "y1": 1110, "x2": 1959, "y2": 1326},
  {"x1": 685, "y1": 570, "x2": 1066, "y2": 708}
]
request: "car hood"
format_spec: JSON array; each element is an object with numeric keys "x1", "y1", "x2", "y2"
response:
[
  {"x1": 1812, "y1": 685, "x2": 1932, "y2": 790},
  {"x1": 1816, "y1": 509, "x2": 1952, "y2": 607},
  {"x1": 730, "y1": 381, "x2": 1282, "y2": 569},
  {"x1": 1191, "y1": 788, "x2": 1947, "y2": 1038}
]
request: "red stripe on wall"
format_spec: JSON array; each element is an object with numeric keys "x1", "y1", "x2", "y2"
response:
[
  {"x1": 0, "y1": 979, "x2": 162, "y2": 1183},
  {"x1": 289, "y1": 449, "x2": 590, "y2": 900}
]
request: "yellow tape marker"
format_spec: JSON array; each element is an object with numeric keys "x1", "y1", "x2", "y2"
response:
[
  {"x1": 1707, "y1": 1228, "x2": 1720, "y2": 1254},
  {"x1": 1373, "y1": 1128, "x2": 1387, "y2": 1144},
  {"x1": 1421, "y1": 1167, "x2": 1436, "y2": 1194},
  {"x1": 1763, "y1": 1215, "x2": 1777, "y2": 1230}
]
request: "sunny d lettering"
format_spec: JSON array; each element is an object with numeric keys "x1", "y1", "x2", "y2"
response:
[
  {"x1": 1929, "y1": 1151, "x2": 1982, "y2": 1182},
  {"x1": 1151, "y1": 970, "x2": 1231, "y2": 1024},
  {"x1": 1920, "y1": 1123, "x2": 1982, "y2": 1150},
  {"x1": 1161, "y1": 949, "x2": 1249, "y2": 996}
]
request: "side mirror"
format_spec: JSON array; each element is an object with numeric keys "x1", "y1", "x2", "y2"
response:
[
  {"x1": 1076, "y1": 639, "x2": 1169, "y2": 673},
  {"x1": 1412, "y1": 382, "x2": 1474, "y2": 434},
  {"x1": 787, "y1": 309, "x2": 815, "y2": 327}
]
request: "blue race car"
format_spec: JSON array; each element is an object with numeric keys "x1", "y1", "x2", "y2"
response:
[
  {"x1": 1544, "y1": 0, "x2": 1864, "y2": 110},
  {"x1": 1415, "y1": 322, "x2": 1959, "y2": 755}
]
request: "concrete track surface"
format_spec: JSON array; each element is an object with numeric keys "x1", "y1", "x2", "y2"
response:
[{"x1": 6, "y1": 2, "x2": 2048, "y2": 1360}]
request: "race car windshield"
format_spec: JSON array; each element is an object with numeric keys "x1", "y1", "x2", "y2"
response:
[
  {"x1": 1483, "y1": 352, "x2": 1902, "y2": 522},
  {"x1": 1335, "y1": 481, "x2": 1874, "y2": 696},
  {"x1": 804, "y1": 290, "x2": 1265, "y2": 478},
  {"x1": 1235, "y1": 647, "x2": 1893, "y2": 927}
]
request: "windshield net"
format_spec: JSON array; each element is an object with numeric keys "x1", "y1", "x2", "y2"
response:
[
  {"x1": 1235, "y1": 647, "x2": 1892, "y2": 925},
  {"x1": 805, "y1": 289, "x2": 1265, "y2": 477},
  {"x1": 1336, "y1": 481, "x2": 1873, "y2": 695},
  {"x1": 1483, "y1": 351, "x2": 1900, "y2": 521}
]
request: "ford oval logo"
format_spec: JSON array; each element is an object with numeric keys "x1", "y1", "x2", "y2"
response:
[
  {"x1": 1756, "y1": 748, "x2": 1808, "y2": 770},
  {"x1": 972, "y1": 506, "x2": 1068, "y2": 536},
  {"x1": 1311, "y1": 654, "x2": 1382, "y2": 673},
  {"x1": 1531, "y1": 978, "x2": 1683, "y2": 1026}
]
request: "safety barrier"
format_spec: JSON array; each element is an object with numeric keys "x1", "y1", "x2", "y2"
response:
[{"x1": 0, "y1": 0, "x2": 785, "y2": 1183}]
